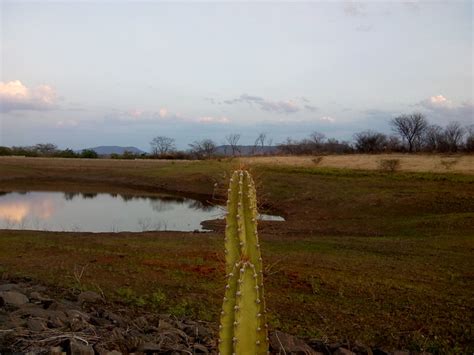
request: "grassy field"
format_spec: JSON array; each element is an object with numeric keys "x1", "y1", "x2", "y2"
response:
[
  {"x1": 0, "y1": 156, "x2": 473, "y2": 353},
  {"x1": 242, "y1": 153, "x2": 474, "y2": 174}
]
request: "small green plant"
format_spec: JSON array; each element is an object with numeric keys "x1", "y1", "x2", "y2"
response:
[
  {"x1": 169, "y1": 300, "x2": 192, "y2": 317},
  {"x1": 116, "y1": 287, "x2": 146, "y2": 307},
  {"x1": 378, "y1": 158, "x2": 400, "y2": 173},
  {"x1": 219, "y1": 170, "x2": 268, "y2": 355},
  {"x1": 149, "y1": 290, "x2": 166, "y2": 309},
  {"x1": 116, "y1": 287, "x2": 136, "y2": 303}
]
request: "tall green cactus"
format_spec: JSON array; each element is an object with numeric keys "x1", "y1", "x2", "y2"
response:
[{"x1": 219, "y1": 170, "x2": 269, "y2": 355}]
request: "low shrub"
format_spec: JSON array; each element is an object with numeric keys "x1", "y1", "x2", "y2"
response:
[{"x1": 378, "y1": 158, "x2": 400, "y2": 173}]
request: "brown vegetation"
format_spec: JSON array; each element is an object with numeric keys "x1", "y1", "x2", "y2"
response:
[{"x1": 0, "y1": 157, "x2": 473, "y2": 353}]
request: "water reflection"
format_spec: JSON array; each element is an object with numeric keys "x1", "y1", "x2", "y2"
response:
[{"x1": 0, "y1": 191, "x2": 284, "y2": 232}]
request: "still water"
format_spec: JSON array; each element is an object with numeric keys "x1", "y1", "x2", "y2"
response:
[{"x1": 0, "y1": 191, "x2": 284, "y2": 232}]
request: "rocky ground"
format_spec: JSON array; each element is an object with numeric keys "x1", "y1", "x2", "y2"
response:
[{"x1": 0, "y1": 278, "x2": 433, "y2": 355}]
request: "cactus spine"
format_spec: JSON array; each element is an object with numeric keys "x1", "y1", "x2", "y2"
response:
[{"x1": 219, "y1": 170, "x2": 268, "y2": 355}]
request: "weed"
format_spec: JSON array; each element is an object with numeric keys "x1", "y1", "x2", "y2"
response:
[
  {"x1": 308, "y1": 276, "x2": 321, "y2": 294},
  {"x1": 169, "y1": 300, "x2": 192, "y2": 317},
  {"x1": 312, "y1": 156, "x2": 324, "y2": 165},
  {"x1": 149, "y1": 290, "x2": 167, "y2": 309},
  {"x1": 116, "y1": 287, "x2": 135, "y2": 303},
  {"x1": 378, "y1": 159, "x2": 400, "y2": 173},
  {"x1": 116, "y1": 287, "x2": 146, "y2": 307},
  {"x1": 440, "y1": 158, "x2": 458, "y2": 170}
]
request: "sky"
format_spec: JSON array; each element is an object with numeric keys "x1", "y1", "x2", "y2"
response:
[{"x1": 0, "y1": 0, "x2": 472, "y2": 151}]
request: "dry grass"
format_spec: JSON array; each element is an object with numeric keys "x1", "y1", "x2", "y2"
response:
[{"x1": 241, "y1": 154, "x2": 474, "y2": 174}]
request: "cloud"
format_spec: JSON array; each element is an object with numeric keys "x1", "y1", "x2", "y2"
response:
[
  {"x1": 107, "y1": 108, "x2": 175, "y2": 123},
  {"x1": 0, "y1": 80, "x2": 58, "y2": 112},
  {"x1": 320, "y1": 116, "x2": 336, "y2": 123},
  {"x1": 362, "y1": 108, "x2": 397, "y2": 117},
  {"x1": 403, "y1": 1, "x2": 421, "y2": 14},
  {"x1": 56, "y1": 120, "x2": 78, "y2": 128},
  {"x1": 204, "y1": 97, "x2": 217, "y2": 104},
  {"x1": 419, "y1": 94, "x2": 453, "y2": 109},
  {"x1": 105, "y1": 109, "x2": 230, "y2": 125},
  {"x1": 197, "y1": 116, "x2": 230, "y2": 124},
  {"x1": 159, "y1": 108, "x2": 168, "y2": 118},
  {"x1": 304, "y1": 104, "x2": 318, "y2": 112},
  {"x1": 224, "y1": 94, "x2": 300, "y2": 114},
  {"x1": 356, "y1": 24, "x2": 374, "y2": 32},
  {"x1": 343, "y1": 1, "x2": 367, "y2": 16},
  {"x1": 416, "y1": 95, "x2": 473, "y2": 124}
]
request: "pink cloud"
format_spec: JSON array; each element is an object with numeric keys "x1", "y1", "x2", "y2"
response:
[{"x1": 0, "y1": 80, "x2": 58, "y2": 112}]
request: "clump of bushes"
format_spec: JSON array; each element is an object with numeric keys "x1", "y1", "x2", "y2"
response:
[{"x1": 378, "y1": 159, "x2": 400, "y2": 173}]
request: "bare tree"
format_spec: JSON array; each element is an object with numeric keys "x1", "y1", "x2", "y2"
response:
[
  {"x1": 465, "y1": 124, "x2": 474, "y2": 152},
  {"x1": 189, "y1": 139, "x2": 216, "y2": 159},
  {"x1": 308, "y1": 131, "x2": 326, "y2": 152},
  {"x1": 225, "y1": 133, "x2": 241, "y2": 156},
  {"x1": 354, "y1": 130, "x2": 387, "y2": 153},
  {"x1": 443, "y1": 121, "x2": 465, "y2": 152},
  {"x1": 386, "y1": 135, "x2": 402, "y2": 152},
  {"x1": 390, "y1": 113, "x2": 428, "y2": 152},
  {"x1": 253, "y1": 132, "x2": 268, "y2": 155},
  {"x1": 277, "y1": 137, "x2": 298, "y2": 155},
  {"x1": 423, "y1": 124, "x2": 444, "y2": 152},
  {"x1": 150, "y1": 136, "x2": 176, "y2": 156}
]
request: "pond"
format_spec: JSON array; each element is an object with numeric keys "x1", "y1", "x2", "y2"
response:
[{"x1": 0, "y1": 191, "x2": 284, "y2": 232}]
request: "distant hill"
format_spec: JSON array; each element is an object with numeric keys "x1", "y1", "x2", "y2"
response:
[
  {"x1": 84, "y1": 146, "x2": 146, "y2": 155},
  {"x1": 215, "y1": 145, "x2": 280, "y2": 156}
]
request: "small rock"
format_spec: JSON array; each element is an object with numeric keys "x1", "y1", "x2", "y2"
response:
[
  {"x1": 50, "y1": 346, "x2": 63, "y2": 355},
  {"x1": 27, "y1": 318, "x2": 47, "y2": 332},
  {"x1": 334, "y1": 348, "x2": 356, "y2": 355},
  {"x1": 307, "y1": 339, "x2": 331, "y2": 355},
  {"x1": 90, "y1": 316, "x2": 110, "y2": 327},
  {"x1": 193, "y1": 343, "x2": 209, "y2": 353},
  {"x1": 46, "y1": 310, "x2": 68, "y2": 329},
  {"x1": 106, "y1": 351, "x2": 122, "y2": 355},
  {"x1": 372, "y1": 350, "x2": 389, "y2": 355},
  {"x1": 329, "y1": 343, "x2": 343, "y2": 352},
  {"x1": 269, "y1": 330, "x2": 319, "y2": 355},
  {"x1": 158, "y1": 318, "x2": 174, "y2": 329},
  {"x1": 351, "y1": 342, "x2": 372, "y2": 355},
  {"x1": 12, "y1": 303, "x2": 49, "y2": 318},
  {"x1": 69, "y1": 339, "x2": 95, "y2": 355},
  {"x1": 138, "y1": 342, "x2": 161, "y2": 352},
  {"x1": 0, "y1": 291, "x2": 29, "y2": 306},
  {"x1": 78, "y1": 291, "x2": 103, "y2": 305},
  {"x1": 0, "y1": 284, "x2": 22, "y2": 292},
  {"x1": 196, "y1": 324, "x2": 212, "y2": 340},
  {"x1": 29, "y1": 291, "x2": 42, "y2": 300},
  {"x1": 181, "y1": 322, "x2": 212, "y2": 340},
  {"x1": 104, "y1": 311, "x2": 125, "y2": 326},
  {"x1": 65, "y1": 309, "x2": 91, "y2": 322}
]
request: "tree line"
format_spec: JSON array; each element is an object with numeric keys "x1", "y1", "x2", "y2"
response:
[{"x1": 1, "y1": 113, "x2": 472, "y2": 159}]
